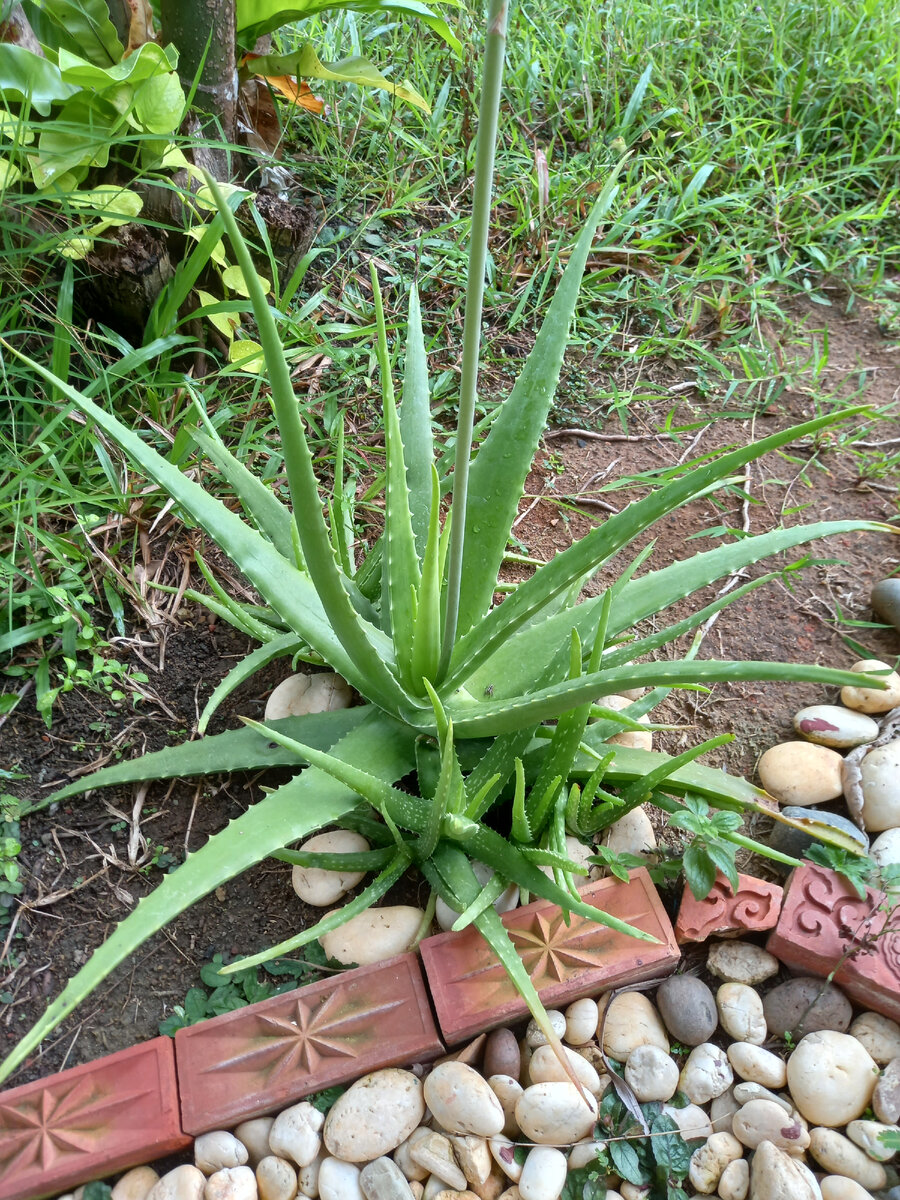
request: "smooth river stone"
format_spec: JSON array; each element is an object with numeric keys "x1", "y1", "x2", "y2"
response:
[
  {"x1": 787, "y1": 1031, "x2": 878, "y2": 1127},
  {"x1": 717, "y1": 983, "x2": 767, "y2": 1045},
  {"x1": 599, "y1": 991, "x2": 669, "y2": 1060},
  {"x1": 529, "y1": 1044, "x2": 602, "y2": 1094},
  {"x1": 436, "y1": 860, "x2": 519, "y2": 931},
  {"x1": 112, "y1": 1168, "x2": 160, "y2": 1200},
  {"x1": 679, "y1": 1043, "x2": 734, "y2": 1105},
  {"x1": 291, "y1": 830, "x2": 370, "y2": 907},
  {"x1": 319, "y1": 1158, "x2": 364, "y2": 1200},
  {"x1": 841, "y1": 660, "x2": 900, "y2": 714},
  {"x1": 718, "y1": 1158, "x2": 749, "y2": 1200},
  {"x1": 269, "y1": 1104, "x2": 324, "y2": 1169},
  {"x1": 205, "y1": 1167, "x2": 257, "y2": 1200},
  {"x1": 564, "y1": 998, "x2": 599, "y2": 1046},
  {"x1": 763, "y1": 976, "x2": 853, "y2": 1038},
  {"x1": 601, "y1": 806, "x2": 657, "y2": 861},
  {"x1": 821, "y1": 1179, "x2": 878, "y2": 1200},
  {"x1": 872, "y1": 579, "x2": 900, "y2": 635},
  {"x1": 726, "y1": 1043, "x2": 787, "y2": 1088},
  {"x1": 360, "y1": 1157, "x2": 416, "y2": 1200},
  {"x1": 656, "y1": 974, "x2": 717, "y2": 1046},
  {"x1": 525, "y1": 1011, "x2": 566, "y2": 1049},
  {"x1": 732, "y1": 1098, "x2": 809, "y2": 1152},
  {"x1": 234, "y1": 1118, "x2": 274, "y2": 1167},
  {"x1": 623, "y1": 1044, "x2": 679, "y2": 1102},
  {"x1": 846, "y1": 1118, "x2": 899, "y2": 1162},
  {"x1": 265, "y1": 672, "x2": 352, "y2": 720},
  {"x1": 514, "y1": 1082, "x2": 599, "y2": 1144},
  {"x1": 195, "y1": 1132, "x2": 250, "y2": 1174},
  {"x1": 324, "y1": 1070, "x2": 425, "y2": 1162},
  {"x1": 147, "y1": 1167, "x2": 206, "y2": 1200},
  {"x1": 707, "y1": 941, "x2": 779, "y2": 986},
  {"x1": 757, "y1": 741, "x2": 844, "y2": 806},
  {"x1": 256, "y1": 1157, "x2": 299, "y2": 1200},
  {"x1": 484, "y1": 1029, "x2": 521, "y2": 1080},
  {"x1": 424, "y1": 1062, "x2": 505, "y2": 1137},
  {"x1": 860, "y1": 740, "x2": 900, "y2": 831},
  {"x1": 850, "y1": 1012, "x2": 900, "y2": 1065},
  {"x1": 871, "y1": 828, "x2": 900, "y2": 870},
  {"x1": 687, "y1": 1131, "x2": 742, "y2": 1194},
  {"x1": 320, "y1": 906, "x2": 425, "y2": 966},
  {"x1": 793, "y1": 705, "x2": 879, "y2": 749},
  {"x1": 518, "y1": 1146, "x2": 567, "y2": 1200},
  {"x1": 874, "y1": 1058, "x2": 900, "y2": 1124},
  {"x1": 748, "y1": 1141, "x2": 821, "y2": 1200},
  {"x1": 808, "y1": 1128, "x2": 888, "y2": 1191}
]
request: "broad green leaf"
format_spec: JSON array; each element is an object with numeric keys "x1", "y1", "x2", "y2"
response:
[
  {"x1": 222, "y1": 264, "x2": 271, "y2": 297},
  {"x1": 445, "y1": 409, "x2": 891, "y2": 691},
  {"x1": 32, "y1": 92, "x2": 118, "y2": 186},
  {"x1": 63, "y1": 184, "x2": 143, "y2": 219},
  {"x1": 0, "y1": 112, "x2": 35, "y2": 143},
  {"x1": 250, "y1": 44, "x2": 431, "y2": 112},
  {"x1": 20, "y1": 0, "x2": 124, "y2": 67},
  {"x1": 400, "y1": 285, "x2": 434, "y2": 558},
  {"x1": 0, "y1": 711, "x2": 417, "y2": 1085},
  {"x1": 0, "y1": 158, "x2": 22, "y2": 188},
  {"x1": 131, "y1": 68, "x2": 185, "y2": 134},
  {"x1": 236, "y1": 0, "x2": 462, "y2": 56},
  {"x1": 455, "y1": 167, "x2": 625, "y2": 636},
  {"x1": 57, "y1": 42, "x2": 178, "y2": 90},
  {"x1": 0, "y1": 45, "x2": 77, "y2": 115},
  {"x1": 193, "y1": 289, "x2": 240, "y2": 339},
  {"x1": 229, "y1": 339, "x2": 265, "y2": 372}
]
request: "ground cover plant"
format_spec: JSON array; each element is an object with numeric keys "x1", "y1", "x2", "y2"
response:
[{"x1": 2, "y1": 0, "x2": 899, "y2": 1088}]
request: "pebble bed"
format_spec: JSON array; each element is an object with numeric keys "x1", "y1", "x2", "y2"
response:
[{"x1": 45, "y1": 648, "x2": 900, "y2": 1200}]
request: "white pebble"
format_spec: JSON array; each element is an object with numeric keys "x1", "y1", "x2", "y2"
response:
[
  {"x1": 564, "y1": 998, "x2": 599, "y2": 1046},
  {"x1": 717, "y1": 983, "x2": 767, "y2": 1045},
  {"x1": 424, "y1": 1062, "x2": 505, "y2": 1137},
  {"x1": 515, "y1": 1082, "x2": 599, "y2": 1144},
  {"x1": 204, "y1": 1167, "x2": 257, "y2": 1200},
  {"x1": 195, "y1": 1133, "x2": 250, "y2": 1175},
  {"x1": 623, "y1": 1044, "x2": 679, "y2": 1102},
  {"x1": 841, "y1": 660, "x2": 900, "y2": 713},
  {"x1": 319, "y1": 1159, "x2": 364, "y2": 1200},
  {"x1": 519, "y1": 1147, "x2": 567, "y2": 1200},
  {"x1": 270, "y1": 1104, "x2": 324, "y2": 1169},
  {"x1": 256, "y1": 1157, "x2": 298, "y2": 1200},
  {"x1": 727, "y1": 1043, "x2": 787, "y2": 1088},
  {"x1": 679, "y1": 1043, "x2": 734, "y2": 1105},
  {"x1": 525, "y1": 1011, "x2": 566, "y2": 1048}
]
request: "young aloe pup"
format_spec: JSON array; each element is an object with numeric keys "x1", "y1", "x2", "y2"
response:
[{"x1": 0, "y1": 0, "x2": 894, "y2": 1085}]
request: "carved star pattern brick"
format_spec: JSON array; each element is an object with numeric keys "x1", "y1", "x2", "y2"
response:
[
  {"x1": 419, "y1": 868, "x2": 679, "y2": 1042},
  {"x1": 0, "y1": 1039, "x2": 188, "y2": 1200},
  {"x1": 767, "y1": 863, "x2": 900, "y2": 1023},
  {"x1": 176, "y1": 952, "x2": 443, "y2": 1134}
]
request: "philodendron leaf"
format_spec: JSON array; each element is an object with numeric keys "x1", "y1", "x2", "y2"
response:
[
  {"x1": 0, "y1": 711, "x2": 418, "y2": 1085},
  {"x1": 249, "y1": 44, "x2": 431, "y2": 111},
  {"x1": 236, "y1": 0, "x2": 462, "y2": 56},
  {"x1": 0, "y1": 46, "x2": 77, "y2": 114}
]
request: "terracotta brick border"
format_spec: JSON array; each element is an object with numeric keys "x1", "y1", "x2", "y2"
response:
[
  {"x1": 176, "y1": 952, "x2": 443, "y2": 1135},
  {"x1": 767, "y1": 862, "x2": 900, "y2": 1023},
  {"x1": 675, "y1": 871, "x2": 784, "y2": 943},
  {"x1": 419, "y1": 869, "x2": 680, "y2": 1043},
  {"x1": 0, "y1": 1038, "x2": 189, "y2": 1200}
]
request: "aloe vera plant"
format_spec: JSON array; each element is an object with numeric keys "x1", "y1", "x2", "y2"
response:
[{"x1": 0, "y1": 0, "x2": 895, "y2": 1085}]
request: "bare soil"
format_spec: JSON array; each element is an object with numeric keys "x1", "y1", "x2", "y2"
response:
[{"x1": 2, "y1": 289, "x2": 899, "y2": 1087}]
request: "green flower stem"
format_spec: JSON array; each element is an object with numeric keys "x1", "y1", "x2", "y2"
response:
[{"x1": 440, "y1": 0, "x2": 509, "y2": 675}]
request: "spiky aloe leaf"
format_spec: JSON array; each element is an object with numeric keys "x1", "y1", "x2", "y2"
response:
[
  {"x1": 454, "y1": 167, "x2": 625, "y2": 639},
  {"x1": 35, "y1": 708, "x2": 373, "y2": 809},
  {"x1": 197, "y1": 633, "x2": 303, "y2": 734},
  {"x1": 444, "y1": 414, "x2": 894, "y2": 692},
  {"x1": 442, "y1": 658, "x2": 887, "y2": 737},
  {"x1": 400, "y1": 284, "x2": 435, "y2": 558},
  {"x1": 0, "y1": 711, "x2": 417, "y2": 1085}
]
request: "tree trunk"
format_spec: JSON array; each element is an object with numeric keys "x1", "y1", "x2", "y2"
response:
[
  {"x1": 159, "y1": 0, "x2": 237, "y2": 168},
  {"x1": 0, "y1": 2, "x2": 43, "y2": 53}
]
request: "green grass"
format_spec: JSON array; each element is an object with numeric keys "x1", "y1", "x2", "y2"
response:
[{"x1": 2, "y1": 0, "x2": 900, "y2": 715}]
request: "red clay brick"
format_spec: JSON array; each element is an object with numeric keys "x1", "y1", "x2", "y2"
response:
[
  {"x1": 767, "y1": 863, "x2": 900, "y2": 1022},
  {"x1": 419, "y1": 868, "x2": 680, "y2": 1044},
  {"x1": 175, "y1": 952, "x2": 443, "y2": 1134},
  {"x1": 0, "y1": 1037, "x2": 188, "y2": 1200},
  {"x1": 676, "y1": 871, "x2": 784, "y2": 943}
]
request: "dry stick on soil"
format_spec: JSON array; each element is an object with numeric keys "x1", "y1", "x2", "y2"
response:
[{"x1": 545, "y1": 428, "x2": 673, "y2": 443}]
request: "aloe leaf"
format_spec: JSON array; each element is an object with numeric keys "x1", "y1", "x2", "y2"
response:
[
  {"x1": 244, "y1": 720, "x2": 656, "y2": 941},
  {"x1": 207, "y1": 179, "x2": 410, "y2": 710},
  {"x1": 198, "y1": 632, "x2": 303, "y2": 734},
  {"x1": 2, "y1": 341, "x2": 413, "y2": 706},
  {"x1": 445, "y1": 413, "x2": 893, "y2": 690},
  {"x1": 400, "y1": 284, "x2": 435, "y2": 557},
  {"x1": 194, "y1": 553, "x2": 281, "y2": 642},
  {"x1": 410, "y1": 465, "x2": 443, "y2": 687},
  {"x1": 444, "y1": 657, "x2": 888, "y2": 737},
  {"x1": 0, "y1": 711, "x2": 417, "y2": 1085},
  {"x1": 454, "y1": 168, "x2": 625, "y2": 639},
  {"x1": 219, "y1": 850, "x2": 410, "y2": 973},
  {"x1": 191, "y1": 424, "x2": 297, "y2": 563},
  {"x1": 36, "y1": 708, "x2": 372, "y2": 809}
]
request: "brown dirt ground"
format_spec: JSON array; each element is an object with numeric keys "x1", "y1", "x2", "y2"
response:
[{"x1": 2, "y1": 289, "x2": 899, "y2": 1087}]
